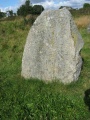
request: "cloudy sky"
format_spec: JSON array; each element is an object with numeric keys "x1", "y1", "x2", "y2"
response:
[{"x1": 0, "y1": 0, "x2": 90, "y2": 12}]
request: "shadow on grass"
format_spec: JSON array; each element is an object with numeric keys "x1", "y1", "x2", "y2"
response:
[{"x1": 84, "y1": 89, "x2": 90, "y2": 111}]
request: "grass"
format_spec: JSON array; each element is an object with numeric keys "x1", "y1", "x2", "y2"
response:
[
  {"x1": 74, "y1": 15, "x2": 90, "y2": 28},
  {"x1": 0, "y1": 16, "x2": 90, "y2": 120}
]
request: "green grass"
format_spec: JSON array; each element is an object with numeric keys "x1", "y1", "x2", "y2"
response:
[{"x1": 0, "y1": 18, "x2": 90, "y2": 120}]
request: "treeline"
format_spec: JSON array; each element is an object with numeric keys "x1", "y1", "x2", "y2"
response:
[
  {"x1": 0, "y1": 0, "x2": 44, "y2": 19},
  {"x1": 17, "y1": 0, "x2": 44, "y2": 16},
  {"x1": 0, "y1": 1, "x2": 90, "y2": 19},
  {"x1": 70, "y1": 3, "x2": 90, "y2": 17}
]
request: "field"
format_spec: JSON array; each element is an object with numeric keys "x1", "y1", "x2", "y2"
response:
[{"x1": 0, "y1": 15, "x2": 90, "y2": 120}]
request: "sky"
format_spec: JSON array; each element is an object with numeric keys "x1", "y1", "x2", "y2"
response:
[{"x1": 0, "y1": 0, "x2": 90, "y2": 12}]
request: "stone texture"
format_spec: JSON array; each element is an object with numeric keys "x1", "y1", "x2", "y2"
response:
[
  {"x1": 21, "y1": 8, "x2": 84, "y2": 84},
  {"x1": 87, "y1": 24, "x2": 90, "y2": 33}
]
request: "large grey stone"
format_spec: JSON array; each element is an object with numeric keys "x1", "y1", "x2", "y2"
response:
[{"x1": 21, "y1": 8, "x2": 84, "y2": 84}]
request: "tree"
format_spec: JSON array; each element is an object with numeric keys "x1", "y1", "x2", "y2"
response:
[
  {"x1": 17, "y1": 0, "x2": 33, "y2": 16},
  {"x1": 83, "y1": 3, "x2": 90, "y2": 15},
  {"x1": 17, "y1": 5, "x2": 27, "y2": 16},
  {"x1": 25, "y1": 0, "x2": 30, "y2": 7},
  {"x1": 7, "y1": 10, "x2": 13, "y2": 16},
  {"x1": 83, "y1": 3, "x2": 90, "y2": 8},
  {"x1": 32, "y1": 5, "x2": 44, "y2": 15},
  {"x1": 17, "y1": 0, "x2": 44, "y2": 16},
  {"x1": 0, "y1": 12, "x2": 6, "y2": 19}
]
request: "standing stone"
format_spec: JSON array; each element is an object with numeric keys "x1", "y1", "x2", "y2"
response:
[{"x1": 21, "y1": 8, "x2": 84, "y2": 84}]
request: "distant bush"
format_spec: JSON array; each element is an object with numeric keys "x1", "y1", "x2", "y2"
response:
[
  {"x1": 59, "y1": 3, "x2": 90, "y2": 17},
  {"x1": 32, "y1": 5, "x2": 44, "y2": 15},
  {"x1": 70, "y1": 3, "x2": 90, "y2": 17}
]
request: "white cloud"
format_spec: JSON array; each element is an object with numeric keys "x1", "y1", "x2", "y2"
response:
[
  {"x1": 69, "y1": 0, "x2": 90, "y2": 8},
  {"x1": 0, "y1": 0, "x2": 25, "y2": 12},
  {"x1": 19, "y1": 0, "x2": 26, "y2": 5},
  {"x1": 34, "y1": 0, "x2": 56, "y2": 9},
  {"x1": 0, "y1": 6, "x2": 18, "y2": 12},
  {"x1": 34, "y1": 0, "x2": 90, "y2": 9},
  {"x1": 33, "y1": 0, "x2": 72, "y2": 9},
  {"x1": 31, "y1": 0, "x2": 46, "y2": 4},
  {"x1": 0, "y1": 0, "x2": 90, "y2": 12}
]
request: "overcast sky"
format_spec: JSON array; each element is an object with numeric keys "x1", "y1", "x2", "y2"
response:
[{"x1": 0, "y1": 0, "x2": 90, "y2": 12}]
